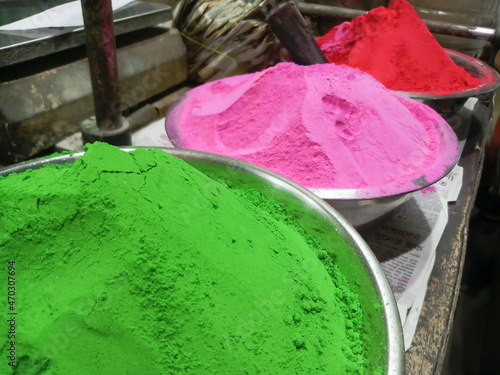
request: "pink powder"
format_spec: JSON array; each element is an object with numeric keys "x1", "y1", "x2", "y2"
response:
[{"x1": 166, "y1": 62, "x2": 458, "y2": 197}]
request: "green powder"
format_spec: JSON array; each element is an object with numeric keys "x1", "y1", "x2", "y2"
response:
[{"x1": 0, "y1": 142, "x2": 369, "y2": 374}]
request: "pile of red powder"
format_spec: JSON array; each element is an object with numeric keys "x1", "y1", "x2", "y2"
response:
[{"x1": 316, "y1": 0, "x2": 481, "y2": 94}]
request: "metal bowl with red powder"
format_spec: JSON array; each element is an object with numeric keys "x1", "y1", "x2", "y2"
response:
[{"x1": 398, "y1": 49, "x2": 500, "y2": 117}]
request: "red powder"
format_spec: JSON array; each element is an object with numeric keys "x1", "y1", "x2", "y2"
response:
[{"x1": 316, "y1": 0, "x2": 481, "y2": 94}]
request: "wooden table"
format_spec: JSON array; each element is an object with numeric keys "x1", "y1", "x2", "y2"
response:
[{"x1": 405, "y1": 96, "x2": 495, "y2": 374}]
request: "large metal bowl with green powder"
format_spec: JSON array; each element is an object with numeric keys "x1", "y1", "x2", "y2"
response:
[{"x1": 0, "y1": 147, "x2": 404, "y2": 374}]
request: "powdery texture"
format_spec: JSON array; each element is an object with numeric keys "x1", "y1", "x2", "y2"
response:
[
  {"x1": 316, "y1": 0, "x2": 481, "y2": 94},
  {"x1": 0, "y1": 143, "x2": 375, "y2": 374},
  {"x1": 171, "y1": 62, "x2": 456, "y2": 193}
]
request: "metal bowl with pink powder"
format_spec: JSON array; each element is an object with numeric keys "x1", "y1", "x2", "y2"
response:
[{"x1": 165, "y1": 62, "x2": 459, "y2": 230}]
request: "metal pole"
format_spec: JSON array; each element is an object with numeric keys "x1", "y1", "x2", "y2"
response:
[
  {"x1": 424, "y1": 20, "x2": 494, "y2": 41},
  {"x1": 297, "y1": 3, "x2": 365, "y2": 22},
  {"x1": 81, "y1": 0, "x2": 123, "y2": 131}
]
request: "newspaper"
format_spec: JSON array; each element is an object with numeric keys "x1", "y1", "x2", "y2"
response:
[
  {"x1": 364, "y1": 165, "x2": 463, "y2": 350},
  {"x1": 132, "y1": 118, "x2": 175, "y2": 148}
]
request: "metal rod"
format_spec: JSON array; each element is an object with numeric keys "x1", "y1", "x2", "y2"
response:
[
  {"x1": 297, "y1": 3, "x2": 365, "y2": 21},
  {"x1": 297, "y1": 3, "x2": 496, "y2": 41},
  {"x1": 424, "y1": 20, "x2": 494, "y2": 41},
  {"x1": 81, "y1": 0, "x2": 123, "y2": 131}
]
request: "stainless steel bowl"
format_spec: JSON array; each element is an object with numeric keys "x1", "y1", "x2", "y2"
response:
[
  {"x1": 398, "y1": 49, "x2": 500, "y2": 119},
  {"x1": 1, "y1": 147, "x2": 404, "y2": 374}
]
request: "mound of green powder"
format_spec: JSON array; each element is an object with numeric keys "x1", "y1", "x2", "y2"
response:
[{"x1": 0, "y1": 142, "x2": 369, "y2": 374}]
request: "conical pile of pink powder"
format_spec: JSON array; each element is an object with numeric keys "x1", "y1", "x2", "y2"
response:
[
  {"x1": 166, "y1": 62, "x2": 458, "y2": 196},
  {"x1": 316, "y1": 0, "x2": 481, "y2": 94}
]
